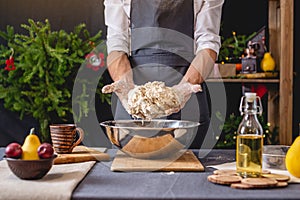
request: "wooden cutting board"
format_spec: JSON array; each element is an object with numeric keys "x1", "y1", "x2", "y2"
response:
[
  {"x1": 54, "y1": 146, "x2": 110, "y2": 164},
  {"x1": 111, "y1": 150, "x2": 204, "y2": 172}
]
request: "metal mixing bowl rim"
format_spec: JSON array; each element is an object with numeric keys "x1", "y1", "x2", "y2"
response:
[{"x1": 100, "y1": 119, "x2": 200, "y2": 130}]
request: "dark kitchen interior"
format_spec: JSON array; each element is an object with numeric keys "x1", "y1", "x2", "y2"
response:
[{"x1": 0, "y1": 0, "x2": 298, "y2": 146}]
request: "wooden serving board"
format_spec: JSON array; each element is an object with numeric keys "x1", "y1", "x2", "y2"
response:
[
  {"x1": 54, "y1": 146, "x2": 110, "y2": 164},
  {"x1": 111, "y1": 150, "x2": 204, "y2": 172}
]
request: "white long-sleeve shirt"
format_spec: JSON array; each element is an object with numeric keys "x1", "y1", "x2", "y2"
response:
[{"x1": 104, "y1": 0, "x2": 224, "y2": 55}]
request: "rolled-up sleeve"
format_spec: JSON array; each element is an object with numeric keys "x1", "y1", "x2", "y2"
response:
[
  {"x1": 195, "y1": 0, "x2": 224, "y2": 55},
  {"x1": 104, "y1": 0, "x2": 130, "y2": 54}
]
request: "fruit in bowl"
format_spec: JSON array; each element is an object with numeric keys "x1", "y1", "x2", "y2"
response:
[
  {"x1": 21, "y1": 128, "x2": 41, "y2": 160},
  {"x1": 4, "y1": 128, "x2": 56, "y2": 180},
  {"x1": 5, "y1": 143, "x2": 23, "y2": 159},
  {"x1": 38, "y1": 143, "x2": 55, "y2": 159}
]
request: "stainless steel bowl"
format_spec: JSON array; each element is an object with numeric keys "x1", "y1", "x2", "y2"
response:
[
  {"x1": 100, "y1": 120, "x2": 200, "y2": 159},
  {"x1": 263, "y1": 145, "x2": 290, "y2": 170}
]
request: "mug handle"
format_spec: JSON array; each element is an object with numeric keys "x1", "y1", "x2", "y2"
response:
[{"x1": 71, "y1": 127, "x2": 85, "y2": 150}]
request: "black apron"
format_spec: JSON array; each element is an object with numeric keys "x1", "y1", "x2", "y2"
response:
[{"x1": 114, "y1": 0, "x2": 210, "y2": 148}]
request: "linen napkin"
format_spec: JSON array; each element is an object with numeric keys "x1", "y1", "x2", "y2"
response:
[
  {"x1": 207, "y1": 161, "x2": 300, "y2": 183},
  {"x1": 0, "y1": 160, "x2": 95, "y2": 200}
]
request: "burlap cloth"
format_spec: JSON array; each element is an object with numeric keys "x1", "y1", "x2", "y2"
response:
[{"x1": 0, "y1": 160, "x2": 95, "y2": 200}]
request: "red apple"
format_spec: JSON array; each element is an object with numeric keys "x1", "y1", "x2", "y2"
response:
[
  {"x1": 5, "y1": 142, "x2": 23, "y2": 158},
  {"x1": 37, "y1": 143, "x2": 54, "y2": 159}
]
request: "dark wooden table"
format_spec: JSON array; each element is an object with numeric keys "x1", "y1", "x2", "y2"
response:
[{"x1": 1, "y1": 148, "x2": 300, "y2": 200}]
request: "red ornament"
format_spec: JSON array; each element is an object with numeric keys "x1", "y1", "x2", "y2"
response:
[
  {"x1": 85, "y1": 52, "x2": 105, "y2": 71},
  {"x1": 4, "y1": 56, "x2": 16, "y2": 71}
]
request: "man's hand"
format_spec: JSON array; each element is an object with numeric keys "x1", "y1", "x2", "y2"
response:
[
  {"x1": 102, "y1": 51, "x2": 135, "y2": 112},
  {"x1": 164, "y1": 49, "x2": 215, "y2": 115},
  {"x1": 102, "y1": 77, "x2": 135, "y2": 112},
  {"x1": 167, "y1": 80, "x2": 202, "y2": 115}
]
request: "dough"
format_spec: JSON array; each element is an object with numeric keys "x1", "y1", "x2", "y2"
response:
[{"x1": 127, "y1": 81, "x2": 180, "y2": 119}]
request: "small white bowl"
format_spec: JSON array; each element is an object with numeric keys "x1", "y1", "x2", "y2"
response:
[{"x1": 263, "y1": 145, "x2": 289, "y2": 170}]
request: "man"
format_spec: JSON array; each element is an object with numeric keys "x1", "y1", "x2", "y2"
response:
[{"x1": 103, "y1": 0, "x2": 224, "y2": 148}]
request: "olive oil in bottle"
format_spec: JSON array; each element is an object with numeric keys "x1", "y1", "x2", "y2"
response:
[{"x1": 236, "y1": 93, "x2": 263, "y2": 178}]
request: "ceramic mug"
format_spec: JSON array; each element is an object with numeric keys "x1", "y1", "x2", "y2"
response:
[{"x1": 49, "y1": 124, "x2": 84, "y2": 154}]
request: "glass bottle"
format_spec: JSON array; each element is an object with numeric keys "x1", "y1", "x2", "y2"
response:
[{"x1": 236, "y1": 92, "x2": 263, "y2": 178}]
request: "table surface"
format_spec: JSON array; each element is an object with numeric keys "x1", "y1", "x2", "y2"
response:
[{"x1": 1, "y1": 148, "x2": 300, "y2": 200}]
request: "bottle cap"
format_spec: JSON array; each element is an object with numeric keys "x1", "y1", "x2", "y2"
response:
[{"x1": 245, "y1": 92, "x2": 256, "y2": 102}]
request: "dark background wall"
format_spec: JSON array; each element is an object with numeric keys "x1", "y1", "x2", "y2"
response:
[
  {"x1": 221, "y1": 0, "x2": 269, "y2": 38},
  {"x1": 0, "y1": 0, "x2": 106, "y2": 37},
  {"x1": 0, "y1": 0, "x2": 298, "y2": 146}
]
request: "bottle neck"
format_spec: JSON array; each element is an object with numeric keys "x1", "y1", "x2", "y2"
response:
[
  {"x1": 242, "y1": 100, "x2": 260, "y2": 126},
  {"x1": 238, "y1": 95, "x2": 263, "y2": 136},
  {"x1": 244, "y1": 100, "x2": 257, "y2": 115},
  {"x1": 243, "y1": 113, "x2": 259, "y2": 122}
]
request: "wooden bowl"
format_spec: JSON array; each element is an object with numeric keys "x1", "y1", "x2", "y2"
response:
[{"x1": 5, "y1": 155, "x2": 57, "y2": 180}]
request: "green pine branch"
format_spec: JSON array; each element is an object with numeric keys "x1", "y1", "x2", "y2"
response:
[{"x1": 0, "y1": 19, "x2": 109, "y2": 141}]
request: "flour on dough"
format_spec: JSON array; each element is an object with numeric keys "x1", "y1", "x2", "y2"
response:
[{"x1": 127, "y1": 81, "x2": 181, "y2": 119}]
